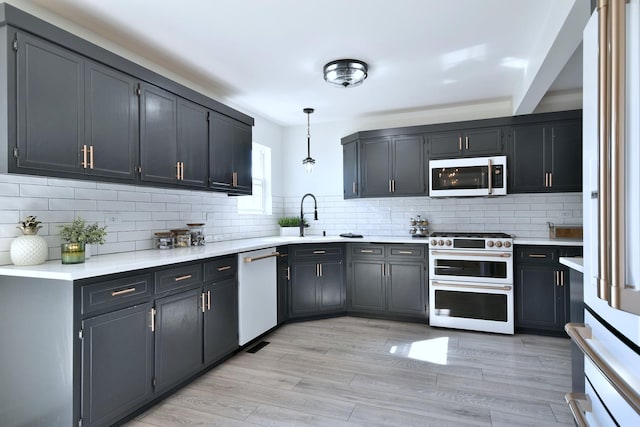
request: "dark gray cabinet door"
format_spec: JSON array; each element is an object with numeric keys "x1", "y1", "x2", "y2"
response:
[
  {"x1": 515, "y1": 264, "x2": 564, "y2": 331},
  {"x1": 463, "y1": 128, "x2": 504, "y2": 156},
  {"x1": 140, "y1": 83, "x2": 178, "y2": 184},
  {"x1": 155, "y1": 288, "x2": 203, "y2": 392},
  {"x1": 350, "y1": 260, "x2": 385, "y2": 313},
  {"x1": 81, "y1": 303, "x2": 153, "y2": 427},
  {"x1": 318, "y1": 260, "x2": 345, "y2": 312},
  {"x1": 510, "y1": 124, "x2": 546, "y2": 192},
  {"x1": 548, "y1": 120, "x2": 582, "y2": 192},
  {"x1": 361, "y1": 138, "x2": 392, "y2": 197},
  {"x1": 85, "y1": 61, "x2": 138, "y2": 180},
  {"x1": 387, "y1": 262, "x2": 426, "y2": 318},
  {"x1": 428, "y1": 131, "x2": 462, "y2": 159},
  {"x1": 204, "y1": 278, "x2": 238, "y2": 365},
  {"x1": 277, "y1": 248, "x2": 290, "y2": 324},
  {"x1": 15, "y1": 32, "x2": 84, "y2": 174},
  {"x1": 290, "y1": 262, "x2": 319, "y2": 317},
  {"x1": 209, "y1": 112, "x2": 252, "y2": 194},
  {"x1": 343, "y1": 141, "x2": 359, "y2": 198},
  {"x1": 177, "y1": 99, "x2": 209, "y2": 188},
  {"x1": 392, "y1": 135, "x2": 425, "y2": 195}
]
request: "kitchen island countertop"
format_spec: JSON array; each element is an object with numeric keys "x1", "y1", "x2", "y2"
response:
[{"x1": 0, "y1": 235, "x2": 429, "y2": 281}]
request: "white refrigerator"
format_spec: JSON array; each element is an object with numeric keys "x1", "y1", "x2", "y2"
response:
[{"x1": 570, "y1": 0, "x2": 640, "y2": 424}]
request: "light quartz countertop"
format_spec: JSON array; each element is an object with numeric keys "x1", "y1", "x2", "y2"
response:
[
  {"x1": 513, "y1": 237, "x2": 583, "y2": 246},
  {"x1": 0, "y1": 235, "x2": 429, "y2": 281},
  {"x1": 559, "y1": 256, "x2": 584, "y2": 273}
]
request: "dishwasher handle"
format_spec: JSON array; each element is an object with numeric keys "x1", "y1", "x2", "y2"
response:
[{"x1": 243, "y1": 251, "x2": 280, "y2": 263}]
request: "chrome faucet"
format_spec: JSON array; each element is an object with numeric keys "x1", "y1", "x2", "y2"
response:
[{"x1": 299, "y1": 193, "x2": 318, "y2": 237}]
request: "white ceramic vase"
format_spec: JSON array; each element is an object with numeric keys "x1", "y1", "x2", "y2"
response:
[{"x1": 10, "y1": 234, "x2": 49, "y2": 266}]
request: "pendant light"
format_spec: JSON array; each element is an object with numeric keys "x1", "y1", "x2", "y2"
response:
[{"x1": 302, "y1": 108, "x2": 315, "y2": 173}]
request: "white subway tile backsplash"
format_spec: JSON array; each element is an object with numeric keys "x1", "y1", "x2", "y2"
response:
[
  {"x1": 49, "y1": 199, "x2": 97, "y2": 211},
  {"x1": 96, "y1": 200, "x2": 135, "y2": 211},
  {"x1": 75, "y1": 188, "x2": 118, "y2": 200},
  {"x1": 0, "y1": 183, "x2": 20, "y2": 196},
  {"x1": 1, "y1": 196, "x2": 49, "y2": 211}
]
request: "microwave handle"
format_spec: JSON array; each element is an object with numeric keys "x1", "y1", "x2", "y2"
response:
[{"x1": 487, "y1": 159, "x2": 493, "y2": 195}]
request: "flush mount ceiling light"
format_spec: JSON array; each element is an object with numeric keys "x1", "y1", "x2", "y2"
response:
[
  {"x1": 323, "y1": 59, "x2": 368, "y2": 88},
  {"x1": 302, "y1": 107, "x2": 315, "y2": 173}
]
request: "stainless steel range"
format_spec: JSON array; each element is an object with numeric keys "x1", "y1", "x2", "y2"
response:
[{"x1": 429, "y1": 232, "x2": 514, "y2": 334}]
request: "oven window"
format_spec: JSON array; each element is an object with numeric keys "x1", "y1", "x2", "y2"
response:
[
  {"x1": 434, "y1": 259, "x2": 507, "y2": 279},
  {"x1": 431, "y1": 165, "x2": 503, "y2": 190},
  {"x1": 434, "y1": 290, "x2": 507, "y2": 322}
]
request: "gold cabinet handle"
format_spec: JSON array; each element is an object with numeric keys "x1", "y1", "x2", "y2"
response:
[
  {"x1": 392, "y1": 179, "x2": 396, "y2": 193},
  {"x1": 359, "y1": 249, "x2": 375, "y2": 253},
  {"x1": 111, "y1": 287, "x2": 136, "y2": 297},
  {"x1": 319, "y1": 264, "x2": 323, "y2": 277},
  {"x1": 397, "y1": 250, "x2": 413, "y2": 254},
  {"x1": 286, "y1": 266, "x2": 291, "y2": 280},
  {"x1": 81, "y1": 145, "x2": 88, "y2": 168},
  {"x1": 232, "y1": 171, "x2": 238, "y2": 187},
  {"x1": 176, "y1": 162, "x2": 181, "y2": 180},
  {"x1": 458, "y1": 136, "x2": 462, "y2": 151},
  {"x1": 528, "y1": 254, "x2": 547, "y2": 258},
  {"x1": 561, "y1": 270, "x2": 565, "y2": 287},
  {"x1": 388, "y1": 179, "x2": 392, "y2": 193},
  {"x1": 150, "y1": 307, "x2": 156, "y2": 332},
  {"x1": 313, "y1": 250, "x2": 326, "y2": 254},
  {"x1": 201, "y1": 292, "x2": 206, "y2": 313},
  {"x1": 174, "y1": 274, "x2": 192, "y2": 282},
  {"x1": 549, "y1": 172, "x2": 552, "y2": 187},
  {"x1": 207, "y1": 290, "x2": 211, "y2": 310},
  {"x1": 465, "y1": 136, "x2": 469, "y2": 150},
  {"x1": 352, "y1": 182, "x2": 356, "y2": 194},
  {"x1": 381, "y1": 264, "x2": 385, "y2": 276},
  {"x1": 89, "y1": 145, "x2": 94, "y2": 169},
  {"x1": 217, "y1": 265, "x2": 232, "y2": 271}
]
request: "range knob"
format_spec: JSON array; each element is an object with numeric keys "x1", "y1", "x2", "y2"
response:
[
  {"x1": 438, "y1": 240, "x2": 444, "y2": 246},
  {"x1": 430, "y1": 239, "x2": 437, "y2": 246},
  {"x1": 487, "y1": 241, "x2": 494, "y2": 247},
  {"x1": 495, "y1": 241, "x2": 503, "y2": 248},
  {"x1": 504, "y1": 241, "x2": 512, "y2": 248},
  {"x1": 445, "y1": 240, "x2": 452, "y2": 246}
]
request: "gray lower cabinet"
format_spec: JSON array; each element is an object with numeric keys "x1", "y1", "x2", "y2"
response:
[
  {"x1": 515, "y1": 245, "x2": 582, "y2": 334},
  {"x1": 80, "y1": 303, "x2": 154, "y2": 427},
  {"x1": 154, "y1": 287, "x2": 204, "y2": 392},
  {"x1": 289, "y1": 245, "x2": 346, "y2": 319},
  {"x1": 348, "y1": 244, "x2": 427, "y2": 320}
]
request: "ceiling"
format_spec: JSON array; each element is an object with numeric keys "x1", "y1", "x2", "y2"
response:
[{"x1": 24, "y1": 0, "x2": 589, "y2": 126}]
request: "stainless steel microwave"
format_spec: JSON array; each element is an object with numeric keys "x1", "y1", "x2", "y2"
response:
[{"x1": 429, "y1": 155, "x2": 507, "y2": 197}]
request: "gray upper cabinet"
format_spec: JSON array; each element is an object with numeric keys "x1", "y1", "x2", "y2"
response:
[
  {"x1": 342, "y1": 140, "x2": 358, "y2": 199},
  {"x1": 15, "y1": 31, "x2": 84, "y2": 175},
  {"x1": 209, "y1": 111, "x2": 252, "y2": 194},
  {"x1": 177, "y1": 98, "x2": 209, "y2": 188},
  {"x1": 428, "y1": 127, "x2": 504, "y2": 159},
  {"x1": 139, "y1": 83, "x2": 178, "y2": 185},
  {"x1": 85, "y1": 61, "x2": 138, "y2": 180},
  {"x1": 510, "y1": 118, "x2": 582, "y2": 193},
  {"x1": 360, "y1": 135, "x2": 425, "y2": 198}
]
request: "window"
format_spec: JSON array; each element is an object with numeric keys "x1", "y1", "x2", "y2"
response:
[{"x1": 238, "y1": 142, "x2": 272, "y2": 214}]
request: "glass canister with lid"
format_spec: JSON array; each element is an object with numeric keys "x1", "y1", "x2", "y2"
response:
[
  {"x1": 187, "y1": 223, "x2": 206, "y2": 246},
  {"x1": 171, "y1": 229, "x2": 191, "y2": 248},
  {"x1": 154, "y1": 231, "x2": 174, "y2": 250}
]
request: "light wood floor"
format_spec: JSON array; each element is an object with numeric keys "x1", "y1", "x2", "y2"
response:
[{"x1": 125, "y1": 317, "x2": 574, "y2": 426}]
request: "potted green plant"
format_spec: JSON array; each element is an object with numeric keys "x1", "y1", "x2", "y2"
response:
[
  {"x1": 58, "y1": 217, "x2": 107, "y2": 263},
  {"x1": 278, "y1": 216, "x2": 307, "y2": 237}
]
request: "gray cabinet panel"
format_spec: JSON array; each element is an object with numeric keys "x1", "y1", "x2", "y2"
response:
[
  {"x1": 392, "y1": 135, "x2": 425, "y2": 195},
  {"x1": 361, "y1": 138, "x2": 391, "y2": 197},
  {"x1": 350, "y1": 260, "x2": 385, "y2": 312},
  {"x1": 510, "y1": 124, "x2": 546, "y2": 192},
  {"x1": 209, "y1": 112, "x2": 252, "y2": 194},
  {"x1": 233, "y1": 121, "x2": 252, "y2": 192},
  {"x1": 429, "y1": 131, "x2": 462, "y2": 159},
  {"x1": 548, "y1": 120, "x2": 582, "y2": 191},
  {"x1": 290, "y1": 262, "x2": 319, "y2": 317},
  {"x1": 85, "y1": 61, "x2": 138, "y2": 180},
  {"x1": 177, "y1": 98, "x2": 208, "y2": 188},
  {"x1": 154, "y1": 288, "x2": 203, "y2": 392},
  {"x1": 81, "y1": 303, "x2": 153, "y2": 427},
  {"x1": 140, "y1": 83, "x2": 178, "y2": 184},
  {"x1": 387, "y1": 262, "x2": 426, "y2": 317},
  {"x1": 204, "y1": 278, "x2": 238, "y2": 365},
  {"x1": 463, "y1": 128, "x2": 504, "y2": 156},
  {"x1": 343, "y1": 140, "x2": 358, "y2": 198},
  {"x1": 318, "y1": 260, "x2": 345, "y2": 311},
  {"x1": 16, "y1": 32, "x2": 83, "y2": 174}
]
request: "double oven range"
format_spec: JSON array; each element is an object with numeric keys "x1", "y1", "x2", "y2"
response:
[{"x1": 428, "y1": 232, "x2": 514, "y2": 334}]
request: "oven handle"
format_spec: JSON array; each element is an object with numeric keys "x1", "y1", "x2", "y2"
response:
[
  {"x1": 431, "y1": 251, "x2": 511, "y2": 258},
  {"x1": 431, "y1": 281, "x2": 512, "y2": 291}
]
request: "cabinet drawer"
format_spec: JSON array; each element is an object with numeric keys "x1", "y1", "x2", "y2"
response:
[
  {"x1": 517, "y1": 246, "x2": 556, "y2": 263},
  {"x1": 204, "y1": 255, "x2": 237, "y2": 282},
  {"x1": 81, "y1": 273, "x2": 152, "y2": 315},
  {"x1": 155, "y1": 264, "x2": 203, "y2": 294},
  {"x1": 387, "y1": 245, "x2": 425, "y2": 259},
  {"x1": 292, "y1": 245, "x2": 343, "y2": 258},
  {"x1": 350, "y1": 244, "x2": 385, "y2": 258}
]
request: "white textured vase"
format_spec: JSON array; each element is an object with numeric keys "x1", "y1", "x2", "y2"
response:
[{"x1": 10, "y1": 235, "x2": 49, "y2": 266}]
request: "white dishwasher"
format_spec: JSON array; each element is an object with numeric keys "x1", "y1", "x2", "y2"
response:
[{"x1": 237, "y1": 247, "x2": 278, "y2": 345}]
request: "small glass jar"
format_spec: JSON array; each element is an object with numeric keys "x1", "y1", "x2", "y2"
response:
[
  {"x1": 154, "y1": 232, "x2": 174, "y2": 250},
  {"x1": 187, "y1": 223, "x2": 206, "y2": 246},
  {"x1": 171, "y1": 229, "x2": 191, "y2": 248},
  {"x1": 61, "y1": 242, "x2": 85, "y2": 264}
]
